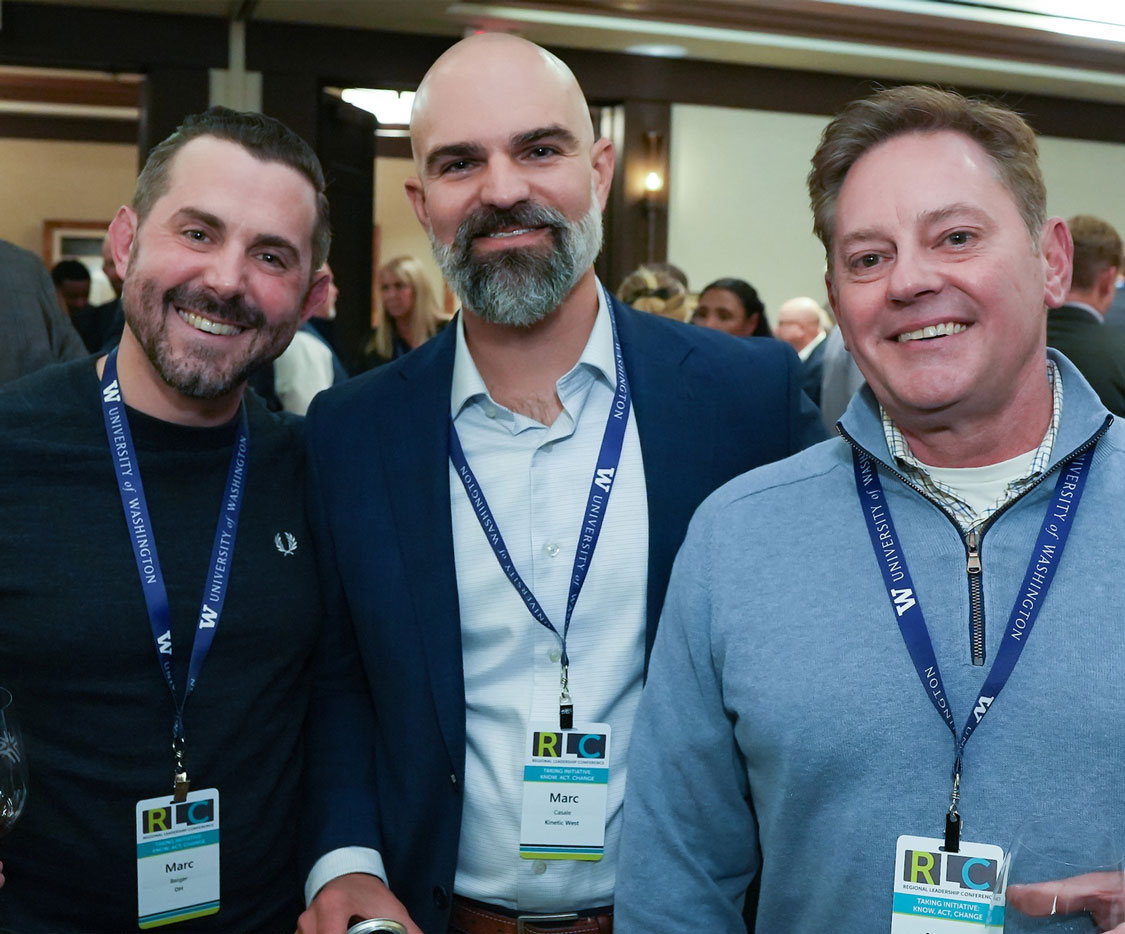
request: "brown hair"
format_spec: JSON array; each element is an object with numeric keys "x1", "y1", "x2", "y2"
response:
[
  {"x1": 1067, "y1": 215, "x2": 1123, "y2": 291},
  {"x1": 809, "y1": 85, "x2": 1045, "y2": 263},
  {"x1": 133, "y1": 106, "x2": 331, "y2": 270}
]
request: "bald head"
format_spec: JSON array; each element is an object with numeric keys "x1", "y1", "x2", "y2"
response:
[
  {"x1": 411, "y1": 33, "x2": 594, "y2": 169},
  {"x1": 776, "y1": 296, "x2": 826, "y2": 353}
]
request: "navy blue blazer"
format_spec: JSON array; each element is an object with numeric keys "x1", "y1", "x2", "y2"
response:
[{"x1": 302, "y1": 297, "x2": 823, "y2": 931}]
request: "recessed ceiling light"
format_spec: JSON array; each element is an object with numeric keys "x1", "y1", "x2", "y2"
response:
[{"x1": 624, "y1": 43, "x2": 689, "y2": 57}]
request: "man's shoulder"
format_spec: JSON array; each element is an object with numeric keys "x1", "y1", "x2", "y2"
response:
[
  {"x1": 306, "y1": 325, "x2": 454, "y2": 432},
  {"x1": 0, "y1": 357, "x2": 91, "y2": 421},
  {"x1": 703, "y1": 437, "x2": 846, "y2": 513},
  {"x1": 0, "y1": 238, "x2": 42, "y2": 269},
  {"x1": 619, "y1": 303, "x2": 792, "y2": 363}
]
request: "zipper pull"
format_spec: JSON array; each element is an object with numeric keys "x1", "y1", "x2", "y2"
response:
[{"x1": 966, "y1": 530, "x2": 982, "y2": 575}]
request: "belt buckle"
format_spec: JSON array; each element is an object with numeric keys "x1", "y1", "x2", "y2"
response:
[{"x1": 515, "y1": 911, "x2": 580, "y2": 934}]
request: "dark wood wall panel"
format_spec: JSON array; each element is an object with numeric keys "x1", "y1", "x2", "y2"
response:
[{"x1": 0, "y1": 1, "x2": 227, "y2": 71}]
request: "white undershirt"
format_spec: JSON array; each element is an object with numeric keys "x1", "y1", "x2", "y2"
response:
[{"x1": 919, "y1": 448, "x2": 1039, "y2": 521}]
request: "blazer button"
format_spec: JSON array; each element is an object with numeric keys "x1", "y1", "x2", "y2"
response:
[{"x1": 433, "y1": 885, "x2": 450, "y2": 910}]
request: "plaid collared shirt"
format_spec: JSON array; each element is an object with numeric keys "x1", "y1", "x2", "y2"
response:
[{"x1": 881, "y1": 361, "x2": 1062, "y2": 532}]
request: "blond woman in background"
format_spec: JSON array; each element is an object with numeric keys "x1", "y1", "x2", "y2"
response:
[{"x1": 359, "y1": 255, "x2": 449, "y2": 371}]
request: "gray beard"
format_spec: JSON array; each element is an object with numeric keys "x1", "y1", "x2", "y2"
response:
[{"x1": 430, "y1": 194, "x2": 603, "y2": 328}]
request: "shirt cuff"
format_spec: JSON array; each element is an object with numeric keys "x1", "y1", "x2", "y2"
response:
[{"x1": 304, "y1": 846, "x2": 388, "y2": 906}]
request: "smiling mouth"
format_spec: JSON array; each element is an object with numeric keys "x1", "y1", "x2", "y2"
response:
[
  {"x1": 897, "y1": 321, "x2": 967, "y2": 343},
  {"x1": 484, "y1": 226, "x2": 542, "y2": 240},
  {"x1": 177, "y1": 308, "x2": 244, "y2": 337}
]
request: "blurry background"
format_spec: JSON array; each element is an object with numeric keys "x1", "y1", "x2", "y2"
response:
[{"x1": 2, "y1": 0, "x2": 1122, "y2": 367}]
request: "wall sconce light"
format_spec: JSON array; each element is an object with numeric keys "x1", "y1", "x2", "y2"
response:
[{"x1": 642, "y1": 130, "x2": 666, "y2": 262}]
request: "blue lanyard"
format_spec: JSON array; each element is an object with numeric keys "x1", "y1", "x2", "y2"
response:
[
  {"x1": 449, "y1": 297, "x2": 630, "y2": 728},
  {"x1": 100, "y1": 348, "x2": 250, "y2": 798},
  {"x1": 853, "y1": 446, "x2": 1093, "y2": 848}
]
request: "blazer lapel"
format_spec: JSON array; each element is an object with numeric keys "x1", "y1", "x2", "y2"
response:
[
  {"x1": 378, "y1": 325, "x2": 467, "y2": 770},
  {"x1": 612, "y1": 298, "x2": 700, "y2": 660}
]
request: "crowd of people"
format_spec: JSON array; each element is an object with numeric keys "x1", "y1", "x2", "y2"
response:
[{"x1": 1, "y1": 29, "x2": 1124, "y2": 934}]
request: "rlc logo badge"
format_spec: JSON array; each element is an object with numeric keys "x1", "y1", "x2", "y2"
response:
[{"x1": 274, "y1": 532, "x2": 297, "y2": 557}]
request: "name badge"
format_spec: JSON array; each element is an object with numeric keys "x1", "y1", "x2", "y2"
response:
[
  {"x1": 519, "y1": 721, "x2": 610, "y2": 861},
  {"x1": 136, "y1": 787, "x2": 221, "y2": 928},
  {"x1": 891, "y1": 834, "x2": 1004, "y2": 932}
]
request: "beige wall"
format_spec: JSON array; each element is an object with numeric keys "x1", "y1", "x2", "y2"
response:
[
  {"x1": 374, "y1": 155, "x2": 447, "y2": 320},
  {"x1": 669, "y1": 105, "x2": 831, "y2": 319},
  {"x1": 669, "y1": 103, "x2": 1125, "y2": 322},
  {"x1": 0, "y1": 138, "x2": 136, "y2": 256}
]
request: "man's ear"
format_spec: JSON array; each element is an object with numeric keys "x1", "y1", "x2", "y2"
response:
[
  {"x1": 300, "y1": 268, "x2": 333, "y2": 325},
  {"x1": 405, "y1": 177, "x2": 431, "y2": 232},
  {"x1": 591, "y1": 137, "x2": 615, "y2": 210},
  {"x1": 1040, "y1": 217, "x2": 1073, "y2": 309},
  {"x1": 107, "y1": 206, "x2": 137, "y2": 283}
]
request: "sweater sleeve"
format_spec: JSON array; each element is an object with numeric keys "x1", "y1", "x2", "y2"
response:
[{"x1": 615, "y1": 502, "x2": 759, "y2": 933}]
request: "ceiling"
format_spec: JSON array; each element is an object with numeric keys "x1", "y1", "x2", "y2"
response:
[{"x1": 8, "y1": 0, "x2": 1125, "y2": 104}]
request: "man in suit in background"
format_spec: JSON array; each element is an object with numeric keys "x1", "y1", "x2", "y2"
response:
[
  {"x1": 776, "y1": 295, "x2": 829, "y2": 407},
  {"x1": 71, "y1": 235, "x2": 127, "y2": 354},
  {"x1": 298, "y1": 32, "x2": 822, "y2": 934},
  {"x1": 0, "y1": 239, "x2": 85, "y2": 384},
  {"x1": 1104, "y1": 270, "x2": 1125, "y2": 328},
  {"x1": 1046, "y1": 214, "x2": 1125, "y2": 415}
]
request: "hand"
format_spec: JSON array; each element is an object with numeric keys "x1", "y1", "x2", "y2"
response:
[
  {"x1": 296, "y1": 873, "x2": 422, "y2": 934},
  {"x1": 1007, "y1": 871, "x2": 1125, "y2": 932},
  {"x1": 0, "y1": 858, "x2": 5, "y2": 888}
]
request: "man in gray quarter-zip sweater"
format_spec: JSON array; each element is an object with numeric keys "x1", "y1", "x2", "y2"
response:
[{"x1": 617, "y1": 85, "x2": 1125, "y2": 933}]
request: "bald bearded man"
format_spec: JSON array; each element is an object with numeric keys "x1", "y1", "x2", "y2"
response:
[{"x1": 298, "y1": 34, "x2": 822, "y2": 934}]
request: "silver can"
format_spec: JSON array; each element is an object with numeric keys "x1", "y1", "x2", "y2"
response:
[{"x1": 346, "y1": 920, "x2": 407, "y2": 934}]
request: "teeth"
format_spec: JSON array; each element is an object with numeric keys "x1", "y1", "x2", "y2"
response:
[
  {"x1": 177, "y1": 308, "x2": 243, "y2": 337},
  {"x1": 897, "y1": 321, "x2": 967, "y2": 342},
  {"x1": 489, "y1": 228, "x2": 533, "y2": 238}
]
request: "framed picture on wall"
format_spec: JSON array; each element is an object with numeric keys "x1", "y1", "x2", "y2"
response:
[{"x1": 42, "y1": 219, "x2": 114, "y2": 304}]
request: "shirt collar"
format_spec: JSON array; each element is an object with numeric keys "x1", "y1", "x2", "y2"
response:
[
  {"x1": 450, "y1": 279, "x2": 613, "y2": 418},
  {"x1": 879, "y1": 360, "x2": 1062, "y2": 529},
  {"x1": 797, "y1": 328, "x2": 827, "y2": 361}
]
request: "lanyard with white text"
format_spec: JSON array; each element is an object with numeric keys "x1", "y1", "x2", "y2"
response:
[
  {"x1": 853, "y1": 446, "x2": 1093, "y2": 851},
  {"x1": 100, "y1": 348, "x2": 250, "y2": 801},
  {"x1": 449, "y1": 298, "x2": 631, "y2": 729}
]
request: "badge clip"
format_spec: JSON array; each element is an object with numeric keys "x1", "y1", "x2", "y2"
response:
[
  {"x1": 173, "y1": 739, "x2": 190, "y2": 803},
  {"x1": 559, "y1": 664, "x2": 573, "y2": 730},
  {"x1": 944, "y1": 770, "x2": 961, "y2": 853}
]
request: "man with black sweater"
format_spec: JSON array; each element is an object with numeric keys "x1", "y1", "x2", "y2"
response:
[{"x1": 0, "y1": 107, "x2": 330, "y2": 932}]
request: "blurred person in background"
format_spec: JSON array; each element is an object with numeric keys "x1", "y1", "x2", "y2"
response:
[
  {"x1": 359, "y1": 254, "x2": 449, "y2": 370},
  {"x1": 50, "y1": 259, "x2": 91, "y2": 319},
  {"x1": 1045, "y1": 214, "x2": 1125, "y2": 416},
  {"x1": 775, "y1": 295, "x2": 829, "y2": 406},
  {"x1": 616, "y1": 264, "x2": 690, "y2": 321},
  {"x1": 72, "y1": 235, "x2": 127, "y2": 354},
  {"x1": 692, "y1": 276, "x2": 773, "y2": 337},
  {"x1": 0, "y1": 239, "x2": 85, "y2": 384},
  {"x1": 256, "y1": 263, "x2": 348, "y2": 414}
]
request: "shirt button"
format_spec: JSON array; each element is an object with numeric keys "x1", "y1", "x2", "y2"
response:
[
  {"x1": 533, "y1": 860, "x2": 547, "y2": 875},
  {"x1": 485, "y1": 404, "x2": 497, "y2": 419},
  {"x1": 544, "y1": 543, "x2": 560, "y2": 557},
  {"x1": 548, "y1": 646, "x2": 561, "y2": 663}
]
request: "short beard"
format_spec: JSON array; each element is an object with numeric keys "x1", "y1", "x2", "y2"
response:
[
  {"x1": 430, "y1": 184, "x2": 603, "y2": 328},
  {"x1": 125, "y1": 279, "x2": 296, "y2": 399}
]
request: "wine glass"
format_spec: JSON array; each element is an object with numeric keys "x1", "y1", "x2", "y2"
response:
[
  {"x1": 988, "y1": 820, "x2": 1125, "y2": 932},
  {"x1": 0, "y1": 687, "x2": 27, "y2": 839}
]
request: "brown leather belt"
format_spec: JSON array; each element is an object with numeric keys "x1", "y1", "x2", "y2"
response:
[{"x1": 448, "y1": 895, "x2": 613, "y2": 934}]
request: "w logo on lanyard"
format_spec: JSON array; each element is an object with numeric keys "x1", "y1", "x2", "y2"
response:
[{"x1": 891, "y1": 587, "x2": 917, "y2": 616}]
